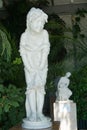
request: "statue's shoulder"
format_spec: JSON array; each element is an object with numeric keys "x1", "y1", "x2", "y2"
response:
[
  {"x1": 20, "y1": 31, "x2": 27, "y2": 45},
  {"x1": 20, "y1": 32, "x2": 27, "y2": 40},
  {"x1": 43, "y1": 29, "x2": 49, "y2": 36}
]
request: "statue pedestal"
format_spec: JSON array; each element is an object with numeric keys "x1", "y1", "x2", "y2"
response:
[
  {"x1": 10, "y1": 121, "x2": 59, "y2": 130},
  {"x1": 53, "y1": 100, "x2": 77, "y2": 130},
  {"x1": 22, "y1": 117, "x2": 52, "y2": 129}
]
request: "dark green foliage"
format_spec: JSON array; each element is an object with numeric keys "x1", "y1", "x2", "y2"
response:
[
  {"x1": 45, "y1": 14, "x2": 66, "y2": 92},
  {"x1": 0, "y1": 58, "x2": 25, "y2": 87},
  {"x1": 64, "y1": 9, "x2": 87, "y2": 71},
  {"x1": 70, "y1": 66, "x2": 87, "y2": 120},
  {"x1": 46, "y1": 62, "x2": 65, "y2": 92},
  {"x1": 0, "y1": 25, "x2": 25, "y2": 87},
  {"x1": 0, "y1": 24, "x2": 12, "y2": 62},
  {"x1": 0, "y1": 24, "x2": 25, "y2": 129},
  {"x1": 45, "y1": 14, "x2": 67, "y2": 63},
  {"x1": 76, "y1": 8, "x2": 87, "y2": 17},
  {"x1": 2, "y1": 0, "x2": 49, "y2": 40},
  {"x1": 72, "y1": 23, "x2": 81, "y2": 38},
  {"x1": 33, "y1": 0, "x2": 49, "y2": 8},
  {"x1": 0, "y1": 84, "x2": 25, "y2": 129}
]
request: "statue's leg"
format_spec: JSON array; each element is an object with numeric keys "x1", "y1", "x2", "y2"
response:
[
  {"x1": 24, "y1": 69, "x2": 36, "y2": 121},
  {"x1": 36, "y1": 90, "x2": 47, "y2": 121},
  {"x1": 28, "y1": 90, "x2": 37, "y2": 121},
  {"x1": 25, "y1": 94, "x2": 31, "y2": 119}
]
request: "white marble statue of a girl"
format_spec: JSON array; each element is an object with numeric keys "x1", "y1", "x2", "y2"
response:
[
  {"x1": 19, "y1": 8, "x2": 50, "y2": 122},
  {"x1": 56, "y1": 72, "x2": 72, "y2": 101}
]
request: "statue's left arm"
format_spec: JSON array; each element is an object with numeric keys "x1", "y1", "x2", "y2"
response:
[{"x1": 40, "y1": 30, "x2": 50, "y2": 70}]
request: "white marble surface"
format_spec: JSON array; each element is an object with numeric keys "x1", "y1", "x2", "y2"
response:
[
  {"x1": 19, "y1": 7, "x2": 51, "y2": 129},
  {"x1": 22, "y1": 118, "x2": 52, "y2": 129},
  {"x1": 22, "y1": 127, "x2": 52, "y2": 130},
  {"x1": 54, "y1": 101, "x2": 77, "y2": 130}
]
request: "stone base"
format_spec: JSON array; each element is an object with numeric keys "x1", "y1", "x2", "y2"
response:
[
  {"x1": 53, "y1": 100, "x2": 77, "y2": 130},
  {"x1": 22, "y1": 117, "x2": 52, "y2": 129}
]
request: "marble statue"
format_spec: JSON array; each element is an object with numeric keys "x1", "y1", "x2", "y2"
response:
[
  {"x1": 56, "y1": 72, "x2": 72, "y2": 101},
  {"x1": 19, "y1": 7, "x2": 52, "y2": 129},
  {"x1": 54, "y1": 72, "x2": 77, "y2": 130}
]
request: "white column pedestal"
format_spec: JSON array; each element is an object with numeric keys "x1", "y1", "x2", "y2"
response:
[
  {"x1": 22, "y1": 117, "x2": 52, "y2": 129},
  {"x1": 53, "y1": 100, "x2": 77, "y2": 130}
]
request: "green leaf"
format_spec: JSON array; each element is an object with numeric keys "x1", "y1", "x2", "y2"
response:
[
  {"x1": 11, "y1": 101, "x2": 19, "y2": 107},
  {"x1": 0, "y1": 84, "x2": 4, "y2": 93},
  {"x1": 0, "y1": 29, "x2": 12, "y2": 62},
  {"x1": 4, "y1": 104, "x2": 10, "y2": 112},
  {"x1": 13, "y1": 57, "x2": 22, "y2": 65},
  {"x1": 0, "y1": 107, "x2": 2, "y2": 115},
  {"x1": 17, "y1": 96, "x2": 23, "y2": 101}
]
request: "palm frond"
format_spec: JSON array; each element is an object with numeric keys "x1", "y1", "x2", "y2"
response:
[{"x1": 0, "y1": 26, "x2": 12, "y2": 62}]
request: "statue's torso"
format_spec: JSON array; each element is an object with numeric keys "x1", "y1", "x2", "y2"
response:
[
  {"x1": 20, "y1": 29, "x2": 49, "y2": 68},
  {"x1": 28, "y1": 34, "x2": 42, "y2": 66}
]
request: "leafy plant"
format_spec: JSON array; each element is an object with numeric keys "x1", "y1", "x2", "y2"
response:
[
  {"x1": 70, "y1": 66, "x2": 87, "y2": 120},
  {"x1": 46, "y1": 61, "x2": 66, "y2": 94},
  {"x1": 0, "y1": 84, "x2": 24, "y2": 114},
  {"x1": 0, "y1": 24, "x2": 25, "y2": 87},
  {"x1": 45, "y1": 13, "x2": 67, "y2": 63},
  {"x1": 64, "y1": 9, "x2": 87, "y2": 71},
  {"x1": 0, "y1": 24, "x2": 12, "y2": 62},
  {"x1": 0, "y1": 24, "x2": 25, "y2": 129},
  {"x1": 0, "y1": 84, "x2": 25, "y2": 129}
]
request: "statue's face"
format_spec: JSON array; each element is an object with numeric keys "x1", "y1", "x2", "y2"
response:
[{"x1": 29, "y1": 17, "x2": 45, "y2": 33}]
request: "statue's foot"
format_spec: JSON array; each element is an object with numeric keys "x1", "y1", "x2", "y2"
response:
[
  {"x1": 37, "y1": 113, "x2": 47, "y2": 121},
  {"x1": 29, "y1": 114, "x2": 36, "y2": 121}
]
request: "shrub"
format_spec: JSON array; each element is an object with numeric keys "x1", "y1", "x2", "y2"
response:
[
  {"x1": 70, "y1": 66, "x2": 87, "y2": 120},
  {"x1": 0, "y1": 84, "x2": 25, "y2": 129}
]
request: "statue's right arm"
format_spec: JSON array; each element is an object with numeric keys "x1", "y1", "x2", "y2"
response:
[{"x1": 19, "y1": 33, "x2": 32, "y2": 72}]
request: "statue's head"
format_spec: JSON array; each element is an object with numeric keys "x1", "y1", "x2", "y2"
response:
[
  {"x1": 26, "y1": 7, "x2": 48, "y2": 33},
  {"x1": 65, "y1": 72, "x2": 71, "y2": 78}
]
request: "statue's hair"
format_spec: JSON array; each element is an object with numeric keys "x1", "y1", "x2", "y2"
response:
[{"x1": 26, "y1": 7, "x2": 48, "y2": 28}]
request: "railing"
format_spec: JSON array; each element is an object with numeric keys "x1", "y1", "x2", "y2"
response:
[{"x1": 48, "y1": 0, "x2": 87, "y2": 6}]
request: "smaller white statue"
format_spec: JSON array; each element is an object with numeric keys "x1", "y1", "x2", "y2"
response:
[
  {"x1": 54, "y1": 72, "x2": 77, "y2": 130},
  {"x1": 56, "y1": 72, "x2": 72, "y2": 101}
]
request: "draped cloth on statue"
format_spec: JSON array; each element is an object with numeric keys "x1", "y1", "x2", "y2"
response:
[{"x1": 20, "y1": 29, "x2": 50, "y2": 90}]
